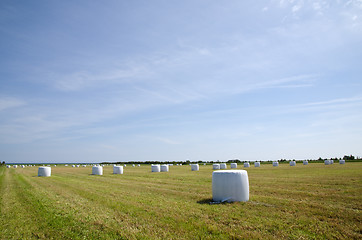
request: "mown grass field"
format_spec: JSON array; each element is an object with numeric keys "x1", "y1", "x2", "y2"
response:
[{"x1": 0, "y1": 162, "x2": 361, "y2": 239}]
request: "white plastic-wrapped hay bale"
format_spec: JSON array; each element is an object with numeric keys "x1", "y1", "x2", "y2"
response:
[
  {"x1": 191, "y1": 164, "x2": 199, "y2": 171},
  {"x1": 138, "y1": 164, "x2": 140, "y2": 167},
  {"x1": 212, "y1": 170, "x2": 249, "y2": 202},
  {"x1": 92, "y1": 166, "x2": 103, "y2": 175},
  {"x1": 65, "y1": 164, "x2": 68, "y2": 166},
  {"x1": 231, "y1": 163, "x2": 237, "y2": 169},
  {"x1": 82, "y1": 165, "x2": 86, "y2": 167},
  {"x1": 161, "y1": 165, "x2": 169, "y2": 172},
  {"x1": 124, "y1": 164, "x2": 127, "y2": 167},
  {"x1": 330, "y1": 160, "x2": 334, "y2": 164},
  {"x1": 72, "y1": 165, "x2": 75, "y2": 167},
  {"x1": 13, "y1": 165, "x2": 18, "y2": 168},
  {"x1": 290, "y1": 161, "x2": 296, "y2": 166},
  {"x1": 76, "y1": 165, "x2": 80, "y2": 168},
  {"x1": 220, "y1": 163, "x2": 227, "y2": 169},
  {"x1": 21, "y1": 165, "x2": 25, "y2": 168},
  {"x1": 339, "y1": 160, "x2": 345, "y2": 164},
  {"x1": 7, "y1": 165, "x2": 10, "y2": 168},
  {"x1": 213, "y1": 164, "x2": 220, "y2": 170},
  {"x1": 113, "y1": 166, "x2": 123, "y2": 174},
  {"x1": 325, "y1": 160, "x2": 331, "y2": 165},
  {"x1": 243, "y1": 162, "x2": 250, "y2": 168},
  {"x1": 254, "y1": 162, "x2": 260, "y2": 167},
  {"x1": 303, "y1": 160, "x2": 308, "y2": 165},
  {"x1": 132, "y1": 164, "x2": 135, "y2": 167},
  {"x1": 273, "y1": 161, "x2": 279, "y2": 167},
  {"x1": 151, "y1": 165, "x2": 160, "y2": 172},
  {"x1": 38, "y1": 167, "x2": 51, "y2": 177}
]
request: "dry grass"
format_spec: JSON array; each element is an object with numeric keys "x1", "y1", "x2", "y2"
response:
[{"x1": 0, "y1": 162, "x2": 361, "y2": 239}]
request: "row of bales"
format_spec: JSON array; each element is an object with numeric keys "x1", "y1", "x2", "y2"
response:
[{"x1": 6, "y1": 160, "x2": 349, "y2": 203}]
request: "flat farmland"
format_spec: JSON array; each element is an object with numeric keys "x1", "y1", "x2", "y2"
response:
[{"x1": 0, "y1": 163, "x2": 361, "y2": 239}]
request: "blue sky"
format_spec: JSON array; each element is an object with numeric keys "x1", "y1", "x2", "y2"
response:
[{"x1": 1, "y1": 0, "x2": 362, "y2": 163}]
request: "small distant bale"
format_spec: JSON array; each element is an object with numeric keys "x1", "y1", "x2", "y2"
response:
[
  {"x1": 243, "y1": 162, "x2": 250, "y2": 168},
  {"x1": 132, "y1": 164, "x2": 135, "y2": 167},
  {"x1": 324, "y1": 160, "x2": 331, "y2": 165},
  {"x1": 273, "y1": 162, "x2": 279, "y2": 167},
  {"x1": 254, "y1": 162, "x2": 260, "y2": 167},
  {"x1": 330, "y1": 160, "x2": 334, "y2": 164},
  {"x1": 213, "y1": 164, "x2": 220, "y2": 170},
  {"x1": 113, "y1": 166, "x2": 123, "y2": 174},
  {"x1": 124, "y1": 164, "x2": 127, "y2": 167},
  {"x1": 76, "y1": 165, "x2": 80, "y2": 168},
  {"x1": 92, "y1": 166, "x2": 103, "y2": 175},
  {"x1": 303, "y1": 160, "x2": 308, "y2": 165},
  {"x1": 212, "y1": 170, "x2": 249, "y2": 202},
  {"x1": 151, "y1": 165, "x2": 160, "y2": 172},
  {"x1": 7, "y1": 165, "x2": 10, "y2": 168},
  {"x1": 72, "y1": 165, "x2": 75, "y2": 167},
  {"x1": 65, "y1": 164, "x2": 68, "y2": 166},
  {"x1": 38, "y1": 167, "x2": 51, "y2": 177},
  {"x1": 191, "y1": 164, "x2": 199, "y2": 171},
  {"x1": 82, "y1": 165, "x2": 86, "y2": 167},
  {"x1": 290, "y1": 161, "x2": 296, "y2": 166},
  {"x1": 231, "y1": 163, "x2": 237, "y2": 169},
  {"x1": 138, "y1": 164, "x2": 140, "y2": 167},
  {"x1": 161, "y1": 165, "x2": 169, "y2": 172},
  {"x1": 220, "y1": 163, "x2": 227, "y2": 169},
  {"x1": 13, "y1": 165, "x2": 18, "y2": 168},
  {"x1": 339, "y1": 160, "x2": 345, "y2": 164},
  {"x1": 21, "y1": 165, "x2": 25, "y2": 168}
]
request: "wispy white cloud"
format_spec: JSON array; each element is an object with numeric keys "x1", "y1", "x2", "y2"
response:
[{"x1": 0, "y1": 97, "x2": 26, "y2": 111}]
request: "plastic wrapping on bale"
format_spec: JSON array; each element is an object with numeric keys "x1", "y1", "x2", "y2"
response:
[
  {"x1": 213, "y1": 164, "x2": 220, "y2": 170},
  {"x1": 220, "y1": 163, "x2": 227, "y2": 169},
  {"x1": 161, "y1": 165, "x2": 169, "y2": 172},
  {"x1": 254, "y1": 162, "x2": 260, "y2": 167},
  {"x1": 339, "y1": 160, "x2": 345, "y2": 164},
  {"x1": 212, "y1": 170, "x2": 249, "y2": 202},
  {"x1": 21, "y1": 165, "x2": 25, "y2": 168},
  {"x1": 38, "y1": 167, "x2": 51, "y2": 177},
  {"x1": 303, "y1": 161, "x2": 308, "y2": 165},
  {"x1": 243, "y1": 162, "x2": 250, "y2": 168},
  {"x1": 113, "y1": 166, "x2": 123, "y2": 174},
  {"x1": 138, "y1": 164, "x2": 140, "y2": 167},
  {"x1": 273, "y1": 162, "x2": 279, "y2": 167},
  {"x1": 330, "y1": 160, "x2": 334, "y2": 164},
  {"x1": 92, "y1": 166, "x2": 103, "y2": 175},
  {"x1": 231, "y1": 163, "x2": 237, "y2": 169},
  {"x1": 290, "y1": 161, "x2": 296, "y2": 166},
  {"x1": 325, "y1": 160, "x2": 331, "y2": 165},
  {"x1": 151, "y1": 165, "x2": 160, "y2": 172},
  {"x1": 14, "y1": 165, "x2": 18, "y2": 168},
  {"x1": 191, "y1": 164, "x2": 199, "y2": 171},
  {"x1": 72, "y1": 165, "x2": 75, "y2": 167},
  {"x1": 7, "y1": 165, "x2": 10, "y2": 168}
]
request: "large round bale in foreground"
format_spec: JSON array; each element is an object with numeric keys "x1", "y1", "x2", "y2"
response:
[
  {"x1": 220, "y1": 163, "x2": 227, "y2": 169},
  {"x1": 254, "y1": 162, "x2": 260, "y2": 167},
  {"x1": 212, "y1": 170, "x2": 249, "y2": 202},
  {"x1": 191, "y1": 164, "x2": 199, "y2": 171},
  {"x1": 303, "y1": 160, "x2": 308, "y2": 165},
  {"x1": 243, "y1": 162, "x2": 250, "y2": 168},
  {"x1": 38, "y1": 167, "x2": 51, "y2": 177},
  {"x1": 325, "y1": 160, "x2": 331, "y2": 165},
  {"x1": 113, "y1": 166, "x2": 123, "y2": 174},
  {"x1": 161, "y1": 165, "x2": 169, "y2": 172},
  {"x1": 213, "y1": 164, "x2": 220, "y2": 170},
  {"x1": 290, "y1": 161, "x2": 296, "y2": 166},
  {"x1": 273, "y1": 161, "x2": 279, "y2": 167},
  {"x1": 151, "y1": 165, "x2": 160, "y2": 172},
  {"x1": 92, "y1": 166, "x2": 103, "y2": 175},
  {"x1": 339, "y1": 160, "x2": 345, "y2": 164},
  {"x1": 230, "y1": 163, "x2": 237, "y2": 169}
]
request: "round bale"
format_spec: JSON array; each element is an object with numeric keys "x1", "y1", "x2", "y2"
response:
[
  {"x1": 92, "y1": 166, "x2": 103, "y2": 175},
  {"x1": 113, "y1": 166, "x2": 123, "y2": 174},
  {"x1": 303, "y1": 160, "x2": 308, "y2": 165},
  {"x1": 273, "y1": 161, "x2": 279, "y2": 167},
  {"x1": 339, "y1": 160, "x2": 345, "y2": 164},
  {"x1": 230, "y1": 163, "x2": 237, "y2": 169},
  {"x1": 213, "y1": 164, "x2": 220, "y2": 170},
  {"x1": 151, "y1": 165, "x2": 160, "y2": 172},
  {"x1": 324, "y1": 160, "x2": 331, "y2": 165},
  {"x1": 191, "y1": 164, "x2": 199, "y2": 171},
  {"x1": 212, "y1": 170, "x2": 249, "y2": 202},
  {"x1": 254, "y1": 162, "x2": 260, "y2": 167},
  {"x1": 243, "y1": 162, "x2": 250, "y2": 168},
  {"x1": 290, "y1": 161, "x2": 296, "y2": 166},
  {"x1": 220, "y1": 163, "x2": 227, "y2": 169},
  {"x1": 161, "y1": 165, "x2": 169, "y2": 172},
  {"x1": 38, "y1": 167, "x2": 51, "y2": 177}
]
